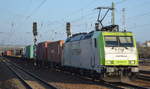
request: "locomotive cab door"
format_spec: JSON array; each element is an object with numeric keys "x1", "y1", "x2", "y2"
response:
[{"x1": 90, "y1": 38, "x2": 96, "y2": 69}]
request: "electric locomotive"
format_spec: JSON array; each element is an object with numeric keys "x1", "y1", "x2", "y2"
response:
[{"x1": 63, "y1": 25, "x2": 139, "y2": 82}]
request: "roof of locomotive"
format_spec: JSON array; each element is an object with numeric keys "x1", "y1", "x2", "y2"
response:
[
  {"x1": 66, "y1": 30, "x2": 133, "y2": 43},
  {"x1": 102, "y1": 31, "x2": 133, "y2": 36},
  {"x1": 66, "y1": 31, "x2": 94, "y2": 42}
]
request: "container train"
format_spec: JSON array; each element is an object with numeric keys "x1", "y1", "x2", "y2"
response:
[
  {"x1": 18, "y1": 25, "x2": 139, "y2": 82},
  {"x1": 1, "y1": 5, "x2": 139, "y2": 82},
  {"x1": 1, "y1": 4, "x2": 140, "y2": 82},
  {"x1": 2, "y1": 25, "x2": 139, "y2": 82}
]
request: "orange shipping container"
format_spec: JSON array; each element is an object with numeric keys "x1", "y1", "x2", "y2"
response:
[
  {"x1": 4, "y1": 50, "x2": 13, "y2": 56},
  {"x1": 47, "y1": 40, "x2": 64, "y2": 64}
]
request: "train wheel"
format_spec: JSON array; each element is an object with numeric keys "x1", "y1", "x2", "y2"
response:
[{"x1": 130, "y1": 72, "x2": 139, "y2": 81}]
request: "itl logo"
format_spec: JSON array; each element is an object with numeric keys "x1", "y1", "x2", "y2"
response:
[{"x1": 115, "y1": 48, "x2": 125, "y2": 53}]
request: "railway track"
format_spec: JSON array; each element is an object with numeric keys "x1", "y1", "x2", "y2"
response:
[
  {"x1": 111, "y1": 82, "x2": 149, "y2": 89},
  {"x1": 93, "y1": 81, "x2": 148, "y2": 89},
  {"x1": 2, "y1": 58, "x2": 57, "y2": 89},
  {"x1": 3, "y1": 57, "x2": 122, "y2": 89},
  {"x1": 56, "y1": 67, "x2": 149, "y2": 89},
  {"x1": 140, "y1": 70, "x2": 150, "y2": 75},
  {"x1": 57, "y1": 69, "x2": 149, "y2": 89},
  {"x1": 72, "y1": 76, "x2": 149, "y2": 89},
  {"x1": 137, "y1": 75, "x2": 150, "y2": 82},
  {"x1": 138, "y1": 70, "x2": 150, "y2": 82},
  {"x1": 2, "y1": 57, "x2": 149, "y2": 89}
]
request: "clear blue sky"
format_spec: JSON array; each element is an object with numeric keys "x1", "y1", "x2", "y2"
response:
[{"x1": 0, "y1": 0, "x2": 150, "y2": 45}]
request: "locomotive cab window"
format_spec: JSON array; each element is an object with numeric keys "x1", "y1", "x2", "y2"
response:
[
  {"x1": 104, "y1": 36, "x2": 118, "y2": 47},
  {"x1": 119, "y1": 36, "x2": 133, "y2": 47},
  {"x1": 104, "y1": 36, "x2": 134, "y2": 47}
]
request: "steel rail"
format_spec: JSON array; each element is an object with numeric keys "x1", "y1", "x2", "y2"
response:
[
  {"x1": 3, "y1": 58, "x2": 57, "y2": 89},
  {"x1": 2, "y1": 60, "x2": 33, "y2": 89}
]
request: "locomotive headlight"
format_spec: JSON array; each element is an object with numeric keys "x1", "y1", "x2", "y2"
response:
[
  {"x1": 107, "y1": 61, "x2": 111, "y2": 64},
  {"x1": 106, "y1": 67, "x2": 115, "y2": 72},
  {"x1": 131, "y1": 67, "x2": 139, "y2": 72},
  {"x1": 129, "y1": 60, "x2": 135, "y2": 64},
  {"x1": 106, "y1": 60, "x2": 114, "y2": 64}
]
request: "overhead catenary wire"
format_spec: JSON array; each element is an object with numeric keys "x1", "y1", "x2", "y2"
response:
[
  {"x1": 44, "y1": 1, "x2": 123, "y2": 40},
  {"x1": 115, "y1": 0, "x2": 127, "y2": 5},
  {"x1": 1, "y1": 0, "x2": 48, "y2": 45},
  {"x1": 47, "y1": 0, "x2": 149, "y2": 40},
  {"x1": 45, "y1": 0, "x2": 98, "y2": 28},
  {"x1": 3, "y1": 0, "x2": 150, "y2": 45},
  {"x1": 127, "y1": 11, "x2": 150, "y2": 20},
  {"x1": 128, "y1": 23, "x2": 150, "y2": 30},
  {"x1": 10, "y1": 0, "x2": 126, "y2": 43},
  {"x1": 3, "y1": 22, "x2": 16, "y2": 45},
  {"x1": 43, "y1": 5, "x2": 98, "y2": 37},
  {"x1": 119, "y1": 10, "x2": 150, "y2": 31},
  {"x1": 7, "y1": 0, "x2": 98, "y2": 44},
  {"x1": 26, "y1": 0, "x2": 47, "y2": 20},
  {"x1": 46, "y1": 0, "x2": 124, "y2": 30}
]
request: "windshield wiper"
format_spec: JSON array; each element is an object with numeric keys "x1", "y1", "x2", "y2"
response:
[
  {"x1": 124, "y1": 46, "x2": 128, "y2": 49},
  {"x1": 121, "y1": 45, "x2": 128, "y2": 49},
  {"x1": 112, "y1": 46, "x2": 115, "y2": 49}
]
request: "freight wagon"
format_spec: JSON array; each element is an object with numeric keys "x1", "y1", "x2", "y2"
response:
[
  {"x1": 14, "y1": 49, "x2": 23, "y2": 56},
  {"x1": 4, "y1": 50, "x2": 14, "y2": 56},
  {"x1": 47, "y1": 40, "x2": 64, "y2": 67},
  {"x1": 36, "y1": 41, "x2": 50, "y2": 65},
  {"x1": 36, "y1": 40, "x2": 64, "y2": 67},
  {"x1": 12, "y1": 48, "x2": 23, "y2": 57},
  {"x1": 24, "y1": 45, "x2": 35, "y2": 59}
]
